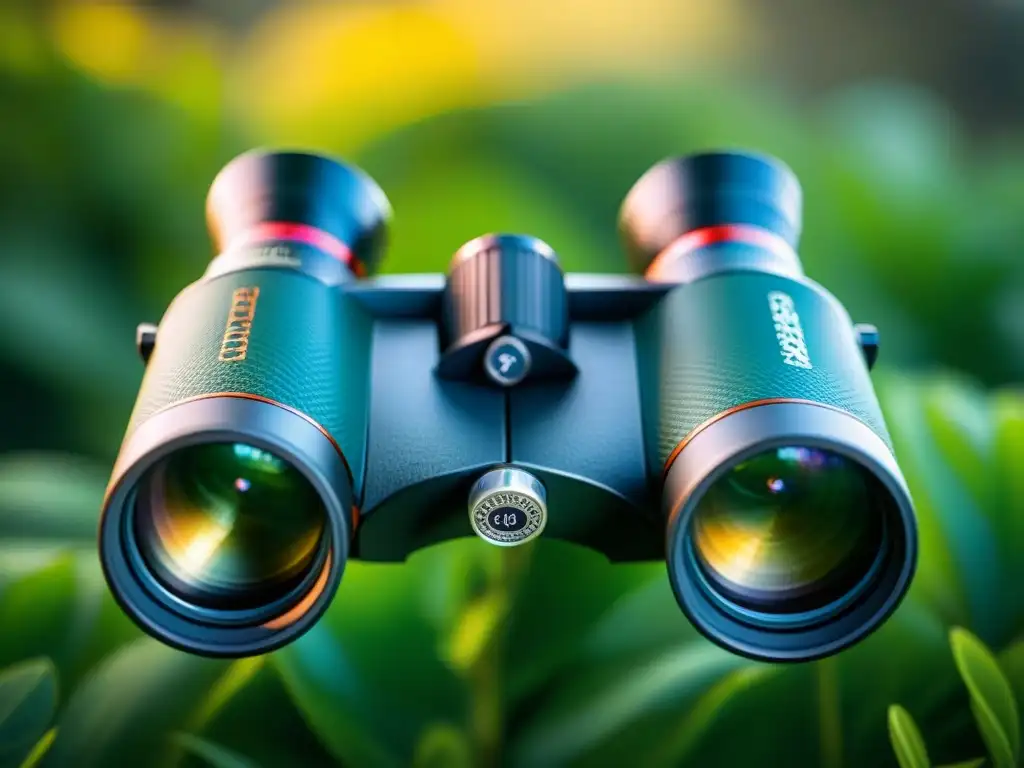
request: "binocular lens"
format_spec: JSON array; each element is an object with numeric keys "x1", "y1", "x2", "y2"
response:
[
  {"x1": 132, "y1": 442, "x2": 329, "y2": 612},
  {"x1": 689, "y1": 445, "x2": 887, "y2": 617}
]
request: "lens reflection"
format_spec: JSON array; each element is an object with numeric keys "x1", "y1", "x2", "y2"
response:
[
  {"x1": 133, "y1": 442, "x2": 327, "y2": 611},
  {"x1": 690, "y1": 445, "x2": 885, "y2": 613}
]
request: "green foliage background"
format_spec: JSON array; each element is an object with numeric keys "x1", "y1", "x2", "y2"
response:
[{"x1": 0, "y1": 2, "x2": 1023, "y2": 767}]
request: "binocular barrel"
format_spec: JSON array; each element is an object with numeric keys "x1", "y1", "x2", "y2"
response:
[
  {"x1": 100, "y1": 152, "x2": 386, "y2": 656},
  {"x1": 621, "y1": 154, "x2": 916, "y2": 660},
  {"x1": 98, "y1": 148, "x2": 917, "y2": 662}
]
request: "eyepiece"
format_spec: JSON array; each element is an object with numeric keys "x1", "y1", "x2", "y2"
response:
[
  {"x1": 618, "y1": 151, "x2": 803, "y2": 276},
  {"x1": 206, "y1": 150, "x2": 392, "y2": 277}
]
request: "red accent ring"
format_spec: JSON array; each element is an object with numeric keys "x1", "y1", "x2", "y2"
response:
[
  {"x1": 233, "y1": 222, "x2": 365, "y2": 277},
  {"x1": 645, "y1": 224, "x2": 795, "y2": 281}
]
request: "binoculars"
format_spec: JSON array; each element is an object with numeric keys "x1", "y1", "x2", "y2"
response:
[{"x1": 99, "y1": 149, "x2": 918, "y2": 663}]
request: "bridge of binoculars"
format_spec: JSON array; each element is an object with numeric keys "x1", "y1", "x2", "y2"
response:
[{"x1": 99, "y1": 149, "x2": 917, "y2": 664}]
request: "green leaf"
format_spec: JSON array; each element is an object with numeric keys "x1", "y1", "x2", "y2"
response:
[
  {"x1": 0, "y1": 456, "x2": 128, "y2": 683},
  {"x1": 920, "y1": 382, "x2": 1005, "y2": 638},
  {"x1": 0, "y1": 454, "x2": 104, "y2": 546},
  {"x1": 997, "y1": 638, "x2": 1024, "y2": 715},
  {"x1": 949, "y1": 628, "x2": 1020, "y2": 768},
  {"x1": 660, "y1": 663, "x2": 821, "y2": 767},
  {"x1": 271, "y1": 548, "x2": 473, "y2": 767},
  {"x1": 412, "y1": 542, "x2": 510, "y2": 675},
  {"x1": 443, "y1": 590, "x2": 508, "y2": 675},
  {"x1": 0, "y1": 237, "x2": 138, "y2": 402},
  {"x1": 888, "y1": 705, "x2": 931, "y2": 768},
  {"x1": 0, "y1": 659, "x2": 56, "y2": 768},
  {"x1": 187, "y1": 657, "x2": 266, "y2": 732},
  {"x1": 55, "y1": 555, "x2": 132, "y2": 693},
  {"x1": 507, "y1": 641, "x2": 753, "y2": 767},
  {"x1": 192, "y1": 663, "x2": 335, "y2": 765},
  {"x1": 813, "y1": 83, "x2": 1013, "y2": 384},
  {"x1": 16, "y1": 729, "x2": 55, "y2": 768},
  {"x1": 0, "y1": 454, "x2": 108, "y2": 591},
  {"x1": 969, "y1": 701, "x2": 1016, "y2": 768},
  {"x1": 992, "y1": 392, "x2": 1024, "y2": 595},
  {"x1": 411, "y1": 724, "x2": 473, "y2": 768},
  {"x1": 576, "y1": 572, "x2": 699, "y2": 664},
  {"x1": 172, "y1": 733, "x2": 259, "y2": 768},
  {"x1": 271, "y1": 625, "x2": 406, "y2": 768},
  {"x1": 649, "y1": 665, "x2": 780, "y2": 766},
  {"x1": 876, "y1": 375, "x2": 1024, "y2": 643},
  {"x1": 189, "y1": 660, "x2": 338, "y2": 768},
  {"x1": 837, "y1": 599, "x2": 965, "y2": 764},
  {"x1": 0, "y1": 552, "x2": 136, "y2": 698},
  {"x1": 936, "y1": 760, "x2": 986, "y2": 768},
  {"x1": 816, "y1": 657, "x2": 843, "y2": 768},
  {"x1": 502, "y1": 541, "x2": 660, "y2": 705},
  {"x1": 415, "y1": 542, "x2": 495, "y2": 639},
  {"x1": 0, "y1": 558, "x2": 78, "y2": 675},
  {"x1": 874, "y1": 375, "x2": 969, "y2": 626},
  {"x1": 522, "y1": 569, "x2": 799, "y2": 767},
  {"x1": 40, "y1": 639, "x2": 236, "y2": 768}
]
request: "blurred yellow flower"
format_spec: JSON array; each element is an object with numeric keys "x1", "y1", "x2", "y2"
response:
[
  {"x1": 46, "y1": 0, "x2": 751, "y2": 151},
  {"x1": 49, "y1": 4, "x2": 226, "y2": 123},
  {"x1": 50, "y1": 2, "x2": 151, "y2": 85},
  {"x1": 432, "y1": 0, "x2": 750, "y2": 84},
  {"x1": 235, "y1": 3, "x2": 487, "y2": 151},
  {"x1": 235, "y1": 0, "x2": 750, "y2": 151}
]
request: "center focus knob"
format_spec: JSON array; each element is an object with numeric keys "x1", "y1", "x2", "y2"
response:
[{"x1": 437, "y1": 233, "x2": 575, "y2": 386}]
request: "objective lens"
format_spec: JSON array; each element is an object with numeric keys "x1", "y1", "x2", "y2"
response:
[
  {"x1": 689, "y1": 445, "x2": 886, "y2": 614},
  {"x1": 132, "y1": 442, "x2": 328, "y2": 612}
]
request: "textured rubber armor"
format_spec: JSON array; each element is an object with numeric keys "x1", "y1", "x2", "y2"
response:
[
  {"x1": 635, "y1": 269, "x2": 893, "y2": 469},
  {"x1": 125, "y1": 268, "x2": 373, "y2": 483}
]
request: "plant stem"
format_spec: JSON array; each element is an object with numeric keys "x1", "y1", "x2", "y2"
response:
[
  {"x1": 468, "y1": 544, "x2": 535, "y2": 767},
  {"x1": 816, "y1": 656, "x2": 844, "y2": 768},
  {"x1": 470, "y1": 639, "x2": 502, "y2": 767}
]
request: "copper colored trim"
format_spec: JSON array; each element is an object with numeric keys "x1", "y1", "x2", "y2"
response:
[
  {"x1": 661, "y1": 397, "x2": 862, "y2": 479},
  {"x1": 262, "y1": 552, "x2": 333, "y2": 630},
  {"x1": 102, "y1": 393, "x2": 362, "y2": 541},
  {"x1": 645, "y1": 224, "x2": 796, "y2": 281}
]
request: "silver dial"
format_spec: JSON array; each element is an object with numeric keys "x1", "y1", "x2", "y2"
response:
[{"x1": 468, "y1": 467, "x2": 547, "y2": 546}]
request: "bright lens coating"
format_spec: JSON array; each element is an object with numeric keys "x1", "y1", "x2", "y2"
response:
[
  {"x1": 132, "y1": 442, "x2": 328, "y2": 611},
  {"x1": 690, "y1": 445, "x2": 886, "y2": 613}
]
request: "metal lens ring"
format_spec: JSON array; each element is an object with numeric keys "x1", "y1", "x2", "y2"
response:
[
  {"x1": 99, "y1": 395, "x2": 352, "y2": 657},
  {"x1": 664, "y1": 402, "x2": 917, "y2": 662},
  {"x1": 688, "y1": 444, "x2": 891, "y2": 624},
  {"x1": 122, "y1": 441, "x2": 332, "y2": 627}
]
